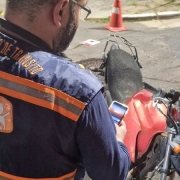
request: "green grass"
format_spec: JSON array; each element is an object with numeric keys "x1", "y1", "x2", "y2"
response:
[
  {"x1": 129, "y1": 0, "x2": 138, "y2": 6},
  {"x1": 145, "y1": 3, "x2": 150, "y2": 8},
  {"x1": 87, "y1": 18, "x2": 110, "y2": 24},
  {"x1": 164, "y1": 0, "x2": 176, "y2": 2}
]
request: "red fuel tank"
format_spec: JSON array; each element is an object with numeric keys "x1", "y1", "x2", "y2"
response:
[{"x1": 123, "y1": 89, "x2": 167, "y2": 162}]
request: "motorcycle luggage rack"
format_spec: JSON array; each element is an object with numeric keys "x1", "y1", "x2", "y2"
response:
[
  {"x1": 102, "y1": 34, "x2": 142, "y2": 68},
  {"x1": 90, "y1": 34, "x2": 142, "y2": 76}
]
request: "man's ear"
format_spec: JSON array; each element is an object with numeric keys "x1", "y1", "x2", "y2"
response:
[{"x1": 53, "y1": 0, "x2": 69, "y2": 27}]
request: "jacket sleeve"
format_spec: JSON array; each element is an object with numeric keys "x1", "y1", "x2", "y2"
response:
[{"x1": 75, "y1": 91, "x2": 130, "y2": 180}]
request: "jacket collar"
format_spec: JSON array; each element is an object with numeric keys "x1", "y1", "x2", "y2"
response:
[{"x1": 0, "y1": 18, "x2": 53, "y2": 53}]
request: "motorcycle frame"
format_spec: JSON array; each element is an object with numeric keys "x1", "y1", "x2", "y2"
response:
[{"x1": 149, "y1": 96, "x2": 180, "y2": 180}]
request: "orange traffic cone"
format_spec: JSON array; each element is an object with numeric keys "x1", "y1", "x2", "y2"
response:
[{"x1": 104, "y1": 0, "x2": 128, "y2": 32}]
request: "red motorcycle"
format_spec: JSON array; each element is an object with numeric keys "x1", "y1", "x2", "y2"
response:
[{"x1": 80, "y1": 35, "x2": 180, "y2": 179}]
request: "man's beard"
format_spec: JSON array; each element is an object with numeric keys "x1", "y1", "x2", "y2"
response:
[{"x1": 53, "y1": 11, "x2": 77, "y2": 55}]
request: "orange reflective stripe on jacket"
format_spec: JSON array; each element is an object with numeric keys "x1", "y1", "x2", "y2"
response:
[
  {"x1": 0, "y1": 170, "x2": 76, "y2": 180},
  {"x1": 0, "y1": 71, "x2": 85, "y2": 121}
]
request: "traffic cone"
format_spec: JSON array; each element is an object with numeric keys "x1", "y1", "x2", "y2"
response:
[{"x1": 104, "y1": 0, "x2": 128, "y2": 32}]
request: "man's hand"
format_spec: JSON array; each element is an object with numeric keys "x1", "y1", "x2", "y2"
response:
[{"x1": 114, "y1": 120, "x2": 127, "y2": 143}]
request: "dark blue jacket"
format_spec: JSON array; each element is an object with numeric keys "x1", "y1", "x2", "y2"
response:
[{"x1": 0, "y1": 18, "x2": 130, "y2": 180}]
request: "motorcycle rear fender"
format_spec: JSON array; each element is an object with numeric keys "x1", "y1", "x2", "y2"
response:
[{"x1": 123, "y1": 89, "x2": 167, "y2": 163}]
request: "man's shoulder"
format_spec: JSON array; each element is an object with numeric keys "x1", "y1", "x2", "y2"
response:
[{"x1": 30, "y1": 51, "x2": 103, "y2": 104}]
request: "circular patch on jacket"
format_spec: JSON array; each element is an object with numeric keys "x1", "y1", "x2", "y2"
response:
[{"x1": 0, "y1": 96, "x2": 13, "y2": 133}]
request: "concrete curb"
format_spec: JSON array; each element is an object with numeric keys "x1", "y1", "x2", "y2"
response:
[
  {"x1": 87, "y1": 10, "x2": 180, "y2": 21},
  {"x1": 123, "y1": 10, "x2": 180, "y2": 20}
]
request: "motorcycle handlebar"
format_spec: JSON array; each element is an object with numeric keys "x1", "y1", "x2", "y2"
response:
[
  {"x1": 145, "y1": 82, "x2": 180, "y2": 133},
  {"x1": 143, "y1": 82, "x2": 166, "y2": 98},
  {"x1": 144, "y1": 82, "x2": 180, "y2": 104}
]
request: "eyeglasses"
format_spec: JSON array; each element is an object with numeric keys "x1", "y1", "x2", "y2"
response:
[{"x1": 70, "y1": 0, "x2": 91, "y2": 20}]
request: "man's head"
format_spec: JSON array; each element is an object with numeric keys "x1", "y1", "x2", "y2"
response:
[{"x1": 5, "y1": 0, "x2": 87, "y2": 55}]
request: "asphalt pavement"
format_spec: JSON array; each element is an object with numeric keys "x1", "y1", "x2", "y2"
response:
[
  {"x1": 63, "y1": 0, "x2": 180, "y2": 92},
  {"x1": 65, "y1": 17, "x2": 180, "y2": 91}
]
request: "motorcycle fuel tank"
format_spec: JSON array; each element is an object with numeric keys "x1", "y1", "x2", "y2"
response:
[{"x1": 124, "y1": 89, "x2": 167, "y2": 163}]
